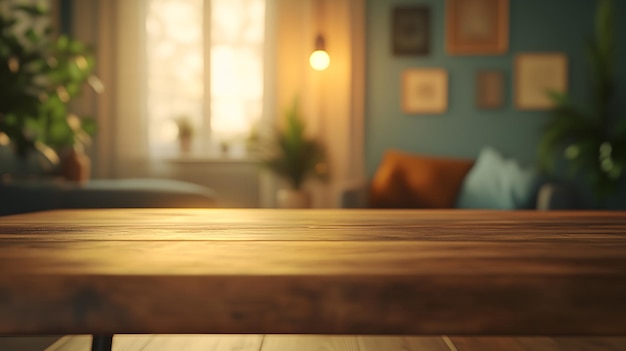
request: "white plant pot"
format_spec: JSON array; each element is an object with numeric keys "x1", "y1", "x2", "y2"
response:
[{"x1": 277, "y1": 189, "x2": 311, "y2": 209}]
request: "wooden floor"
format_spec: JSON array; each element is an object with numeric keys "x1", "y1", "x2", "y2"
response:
[{"x1": 1, "y1": 335, "x2": 624, "y2": 351}]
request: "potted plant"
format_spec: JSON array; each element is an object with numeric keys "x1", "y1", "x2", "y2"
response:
[
  {"x1": 538, "y1": 0, "x2": 625, "y2": 206},
  {"x1": 261, "y1": 99, "x2": 328, "y2": 208},
  {"x1": 174, "y1": 115, "x2": 194, "y2": 154},
  {"x1": 0, "y1": 2, "x2": 99, "y2": 181}
]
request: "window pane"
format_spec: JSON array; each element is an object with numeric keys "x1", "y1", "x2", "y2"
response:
[
  {"x1": 211, "y1": 46, "x2": 263, "y2": 99},
  {"x1": 210, "y1": 0, "x2": 265, "y2": 138},
  {"x1": 145, "y1": 0, "x2": 265, "y2": 156},
  {"x1": 211, "y1": 0, "x2": 265, "y2": 44},
  {"x1": 146, "y1": 0, "x2": 204, "y2": 155}
]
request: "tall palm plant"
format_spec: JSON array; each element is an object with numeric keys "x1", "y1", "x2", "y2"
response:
[
  {"x1": 538, "y1": 0, "x2": 625, "y2": 202},
  {"x1": 261, "y1": 99, "x2": 327, "y2": 190}
]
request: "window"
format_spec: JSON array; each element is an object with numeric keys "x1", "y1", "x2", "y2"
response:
[{"x1": 145, "y1": 0, "x2": 265, "y2": 157}]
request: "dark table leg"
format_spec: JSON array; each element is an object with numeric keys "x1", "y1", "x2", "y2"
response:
[{"x1": 91, "y1": 334, "x2": 113, "y2": 351}]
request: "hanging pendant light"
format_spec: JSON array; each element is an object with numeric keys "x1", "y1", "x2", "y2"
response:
[
  {"x1": 309, "y1": 0, "x2": 329, "y2": 71},
  {"x1": 310, "y1": 34, "x2": 330, "y2": 71}
]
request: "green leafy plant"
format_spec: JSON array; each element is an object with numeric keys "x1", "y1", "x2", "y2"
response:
[
  {"x1": 538, "y1": 0, "x2": 625, "y2": 202},
  {"x1": 174, "y1": 115, "x2": 194, "y2": 140},
  {"x1": 261, "y1": 99, "x2": 328, "y2": 190},
  {"x1": 0, "y1": 1, "x2": 98, "y2": 160}
]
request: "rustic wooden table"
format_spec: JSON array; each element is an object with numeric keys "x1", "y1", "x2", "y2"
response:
[{"x1": 1, "y1": 209, "x2": 625, "y2": 351}]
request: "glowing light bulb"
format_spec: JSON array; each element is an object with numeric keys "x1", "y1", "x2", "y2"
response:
[
  {"x1": 310, "y1": 34, "x2": 330, "y2": 71},
  {"x1": 309, "y1": 50, "x2": 330, "y2": 71}
]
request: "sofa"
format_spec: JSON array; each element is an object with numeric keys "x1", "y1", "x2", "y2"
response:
[
  {"x1": 0, "y1": 144, "x2": 217, "y2": 216},
  {"x1": 0, "y1": 178, "x2": 217, "y2": 216},
  {"x1": 341, "y1": 147, "x2": 576, "y2": 210}
]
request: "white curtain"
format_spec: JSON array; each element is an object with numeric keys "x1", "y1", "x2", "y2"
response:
[
  {"x1": 273, "y1": 0, "x2": 366, "y2": 207},
  {"x1": 93, "y1": 0, "x2": 150, "y2": 179}
]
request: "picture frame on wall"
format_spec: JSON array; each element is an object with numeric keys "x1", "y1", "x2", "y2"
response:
[
  {"x1": 446, "y1": 0, "x2": 509, "y2": 55},
  {"x1": 402, "y1": 68, "x2": 448, "y2": 114},
  {"x1": 392, "y1": 6, "x2": 430, "y2": 55},
  {"x1": 476, "y1": 70, "x2": 505, "y2": 109},
  {"x1": 515, "y1": 53, "x2": 568, "y2": 110}
]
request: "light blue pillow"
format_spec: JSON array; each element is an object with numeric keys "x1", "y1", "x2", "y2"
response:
[{"x1": 456, "y1": 147, "x2": 542, "y2": 209}]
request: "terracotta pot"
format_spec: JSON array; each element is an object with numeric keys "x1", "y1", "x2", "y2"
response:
[
  {"x1": 62, "y1": 147, "x2": 90, "y2": 184},
  {"x1": 179, "y1": 137, "x2": 192, "y2": 154},
  {"x1": 277, "y1": 189, "x2": 311, "y2": 208}
]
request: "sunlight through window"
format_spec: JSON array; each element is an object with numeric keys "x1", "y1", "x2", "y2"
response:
[{"x1": 146, "y1": 0, "x2": 265, "y2": 157}]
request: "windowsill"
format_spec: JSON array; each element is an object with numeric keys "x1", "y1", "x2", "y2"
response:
[
  {"x1": 161, "y1": 154, "x2": 260, "y2": 164},
  {"x1": 152, "y1": 140, "x2": 259, "y2": 164}
]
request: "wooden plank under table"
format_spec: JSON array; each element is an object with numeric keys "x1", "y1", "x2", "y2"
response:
[{"x1": 0, "y1": 209, "x2": 625, "y2": 338}]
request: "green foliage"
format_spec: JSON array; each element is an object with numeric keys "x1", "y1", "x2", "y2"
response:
[
  {"x1": 538, "y1": 0, "x2": 625, "y2": 202},
  {"x1": 0, "y1": 1, "x2": 98, "y2": 158},
  {"x1": 261, "y1": 99, "x2": 328, "y2": 190},
  {"x1": 174, "y1": 115, "x2": 194, "y2": 139}
]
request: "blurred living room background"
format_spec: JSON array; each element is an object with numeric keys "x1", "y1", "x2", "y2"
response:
[{"x1": 1, "y1": 0, "x2": 626, "y2": 212}]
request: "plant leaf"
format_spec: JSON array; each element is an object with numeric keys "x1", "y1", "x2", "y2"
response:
[
  {"x1": 595, "y1": 0, "x2": 614, "y2": 67},
  {"x1": 546, "y1": 90, "x2": 569, "y2": 106},
  {"x1": 260, "y1": 98, "x2": 327, "y2": 189},
  {"x1": 12, "y1": 4, "x2": 48, "y2": 17}
]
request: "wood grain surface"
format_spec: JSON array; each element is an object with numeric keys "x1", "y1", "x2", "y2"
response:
[
  {"x1": 1, "y1": 209, "x2": 626, "y2": 336},
  {"x1": 448, "y1": 337, "x2": 626, "y2": 351},
  {"x1": 40, "y1": 335, "x2": 626, "y2": 351},
  {"x1": 358, "y1": 336, "x2": 452, "y2": 351},
  {"x1": 45, "y1": 335, "x2": 264, "y2": 351}
]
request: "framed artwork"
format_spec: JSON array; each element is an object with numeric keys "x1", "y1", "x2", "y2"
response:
[
  {"x1": 446, "y1": 0, "x2": 509, "y2": 55},
  {"x1": 515, "y1": 53, "x2": 568, "y2": 110},
  {"x1": 402, "y1": 68, "x2": 448, "y2": 114},
  {"x1": 392, "y1": 6, "x2": 430, "y2": 55},
  {"x1": 476, "y1": 70, "x2": 505, "y2": 109}
]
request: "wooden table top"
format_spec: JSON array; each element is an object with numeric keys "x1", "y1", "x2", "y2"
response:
[{"x1": 1, "y1": 209, "x2": 625, "y2": 336}]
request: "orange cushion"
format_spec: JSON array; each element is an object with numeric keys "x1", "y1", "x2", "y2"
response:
[{"x1": 369, "y1": 150, "x2": 474, "y2": 208}]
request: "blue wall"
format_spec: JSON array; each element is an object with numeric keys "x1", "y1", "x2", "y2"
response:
[{"x1": 365, "y1": 0, "x2": 626, "y2": 208}]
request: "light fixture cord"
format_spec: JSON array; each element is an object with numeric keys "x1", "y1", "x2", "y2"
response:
[{"x1": 316, "y1": 0, "x2": 325, "y2": 37}]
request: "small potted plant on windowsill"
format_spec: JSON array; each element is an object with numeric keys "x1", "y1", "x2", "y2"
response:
[
  {"x1": 260, "y1": 99, "x2": 328, "y2": 208},
  {"x1": 174, "y1": 115, "x2": 194, "y2": 154}
]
